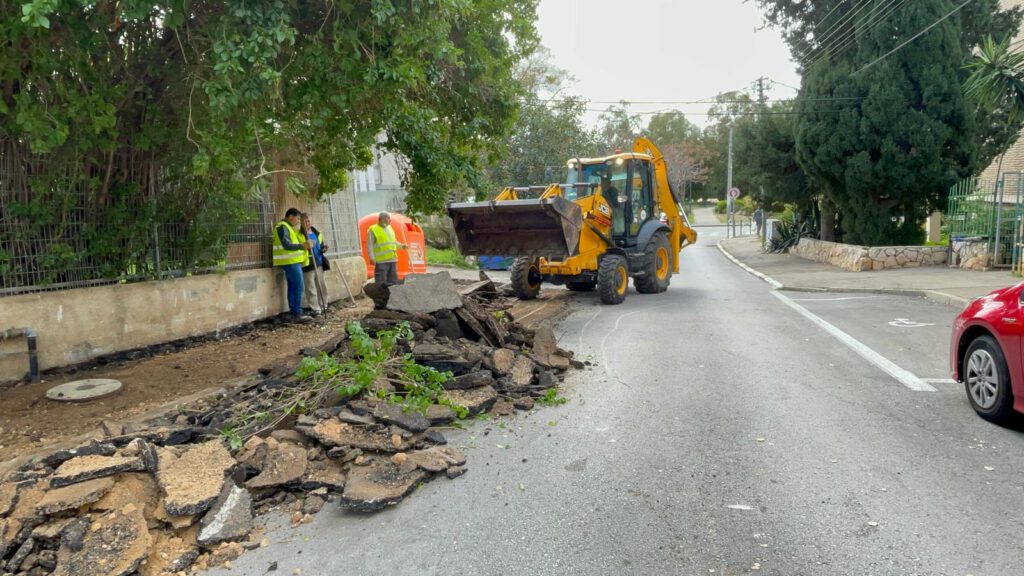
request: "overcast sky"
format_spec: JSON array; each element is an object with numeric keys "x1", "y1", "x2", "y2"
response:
[{"x1": 535, "y1": 0, "x2": 803, "y2": 127}]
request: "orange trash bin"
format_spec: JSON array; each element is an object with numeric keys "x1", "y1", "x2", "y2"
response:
[{"x1": 359, "y1": 213, "x2": 428, "y2": 281}]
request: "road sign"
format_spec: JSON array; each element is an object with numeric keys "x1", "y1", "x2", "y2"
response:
[{"x1": 729, "y1": 187, "x2": 741, "y2": 199}]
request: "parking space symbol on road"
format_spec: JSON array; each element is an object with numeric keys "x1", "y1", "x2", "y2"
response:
[{"x1": 888, "y1": 318, "x2": 935, "y2": 328}]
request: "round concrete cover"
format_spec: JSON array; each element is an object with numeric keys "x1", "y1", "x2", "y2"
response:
[{"x1": 46, "y1": 378, "x2": 124, "y2": 402}]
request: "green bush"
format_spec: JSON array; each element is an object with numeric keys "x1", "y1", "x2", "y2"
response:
[
  {"x1": 426, "y1": 247, "x2": 475, "y2": 269},
  {"x1": 714, "y1": 199, "x2": 727, "y2": 214}
]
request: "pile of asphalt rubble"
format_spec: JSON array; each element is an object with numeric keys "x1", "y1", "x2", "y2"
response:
[{"x1": 0, "y1": 272, "x2": 579, "y2": 575}]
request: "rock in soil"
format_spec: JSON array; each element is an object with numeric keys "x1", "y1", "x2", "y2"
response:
[
  {"x1": 35, "y1": 477, "x2": 115, "y2": 515},
  {"x1": 386, "y1": 272, "x2": 463, "y2": 314},
  {"x1": 301, "y1": 495, "x2": 325, "y2": 515},
  {"x1": 442, "y1": 386, "x2": 498, "y2": 416},
  {"x1": 156, "y1": 441, "x2": 236, "y2": 516},
  {"x1": 488, "y1": 348, "x2": 516, "y2": 375},
  {"x1": 197, "y1": 483, "x2": 253, "y2": 548},
  {"x1": 49, "y1": 455, "x2": 144, "y2": 488},
  {"x1": 245, "y1": 442, "x2": 307, "y2": 490},
  {"x1": 53, "y1": 503, "x2": 151, "y2": 576},
  {"x1": 340, "y1": 458, "x2": 428, "y2": 513},
  {"x1": 372, "y1": 403, "x2": 430, "y2": 433}
]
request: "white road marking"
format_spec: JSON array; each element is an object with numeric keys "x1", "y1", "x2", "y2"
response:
[
  {"x1": 771, "y1": 291, "x2": 937, "y2": 392},
  {"x1": 788, "y1": 296, "x2": 877, "y2": 302},
  {"x1": 921, "y1": 378, "x2": 957, "y2": 385},
  {"x1": 888, "y1": 318, "x2": 936, "y2": 328},
  {"x1": 716, "y1": 241, "x2": 783, "y2": 289},
  {"x1": 727, "y1": 504, "x2": 754, "y2": 511}
]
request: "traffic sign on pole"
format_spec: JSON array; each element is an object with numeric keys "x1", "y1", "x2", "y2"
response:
[{"x1": 729, "y1": 187, "x2": 741, "y2": 199}]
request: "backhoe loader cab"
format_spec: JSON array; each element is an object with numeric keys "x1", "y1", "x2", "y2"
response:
[{"x1": 447, "y1": 137, "x2": 697, "y2": 305}]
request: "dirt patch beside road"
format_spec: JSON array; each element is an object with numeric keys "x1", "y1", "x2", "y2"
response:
[
  {"x1": 0, "y1": 282, "x2": 575, "y2": 466},
  {"x1": 0, "y1": 301, "x2": 372, "y2": 463}
]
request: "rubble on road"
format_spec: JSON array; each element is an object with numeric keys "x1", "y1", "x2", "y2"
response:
[{"x1": 0, "y1": 272, "x2": 579, "y2": 575}]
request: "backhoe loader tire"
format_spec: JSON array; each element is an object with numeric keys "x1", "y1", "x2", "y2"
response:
[
  {"x1": 635, "y1": 232, "x2": 672, "y2": 294},
  {"x1": 597, "y1": 254, "x2": 628, "y2": 305},
  {"x1": 566, "y1": 281, "x2": 596, "y2": 292},
  {"x1": 510, "y1": 257, "x2": 542, "y2": 300}
]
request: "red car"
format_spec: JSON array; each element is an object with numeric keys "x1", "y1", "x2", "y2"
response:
[{"x1": 951, "y1": 282, "x2": 1024, "y2": 424}]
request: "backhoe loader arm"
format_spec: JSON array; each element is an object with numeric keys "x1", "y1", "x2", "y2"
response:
[{"x1": 632, "y1": 137, "x2": 698, "y2": 258}]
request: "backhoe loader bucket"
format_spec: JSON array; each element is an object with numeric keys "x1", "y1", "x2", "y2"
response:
[{"x1": 447, "y1": 196, "x2": 583, "y2": 259}]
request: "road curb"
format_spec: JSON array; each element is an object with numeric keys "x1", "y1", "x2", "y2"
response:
[{"x1": 715, "y1": 241, "x2": 969, "y2": 308}]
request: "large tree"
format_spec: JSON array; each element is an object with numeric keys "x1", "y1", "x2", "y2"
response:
[{"x1": 754, "y1": 0, "x2": 1005, "y2": 244}]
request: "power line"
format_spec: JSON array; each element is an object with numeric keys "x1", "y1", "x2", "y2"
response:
[
  {"x1": 531, "y1": 96, "x2": 868, "y2": 105},
  {"x1": 852, "y1": 0, "x2": 975, "y2": 75},
  {"x1": 803, "y1": 0, "x2": 908, "y2": 70},
  {"x1": 816, "y1": 0, "x2": 910, "y2": 66},
  {"x1": 803, "y1": 0, "x2": 875, "y2": 64}
]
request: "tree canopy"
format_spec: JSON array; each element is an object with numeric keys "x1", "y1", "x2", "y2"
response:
[{"x1": 2, "y1": 0, "x2": 540, "y2": 217}]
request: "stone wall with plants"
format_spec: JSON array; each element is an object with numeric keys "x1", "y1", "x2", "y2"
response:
[{"x1": 790, "y1": 239, "x2": 948, "y2": 272}]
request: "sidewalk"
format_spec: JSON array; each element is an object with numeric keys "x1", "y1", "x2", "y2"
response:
[{"x1": 719, "y1": 236, "x2": 1020, "y2": 307}]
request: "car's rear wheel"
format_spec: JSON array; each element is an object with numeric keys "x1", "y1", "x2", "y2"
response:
[{"x1": 964, "y1": 335, "x2": 1016, "y2": 424}]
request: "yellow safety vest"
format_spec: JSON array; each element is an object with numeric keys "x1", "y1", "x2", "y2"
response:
[
  {"x1": 369, "y1": 224, "x2": 399, "y2": 262},
  {"x1": 272, "y1": 221, "x2": 308, "y2": 267}
]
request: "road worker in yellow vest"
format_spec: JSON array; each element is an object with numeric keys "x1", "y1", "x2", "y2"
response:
[
  {"x1": 272, "y1": 208, "x2": 312, "y2": 322},
  {"x1": 367, "y1": 212, "x2": 406, "y2": 286}
]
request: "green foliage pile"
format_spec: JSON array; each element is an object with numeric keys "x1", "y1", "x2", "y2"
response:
[{"x1": 1, "y1": 0, "x2": 539, "y2": 285}]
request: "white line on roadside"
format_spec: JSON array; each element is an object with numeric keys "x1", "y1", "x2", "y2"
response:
[
  {"x1": 921, "y1": 378, "x2": 957, "y2": 385},
  {"x1": 770, "y1": 291, "x2": 937, "y2": 392},
  {"x1": 788, "y1": 296, "x2": 877, "y2": 302},
  {"x1": 716, "y1": 241, "x2": 783, "y2": 289}
]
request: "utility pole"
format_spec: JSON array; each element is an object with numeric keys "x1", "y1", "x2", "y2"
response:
[
  {"x1": 755, "y1": 76, "x2": 768, "y2": 108},
  {"x1": 726, "y1": 121, "x2": 735, "y2": 238}
]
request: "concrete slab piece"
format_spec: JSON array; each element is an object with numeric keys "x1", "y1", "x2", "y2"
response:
[
  {"x1": 156, "y1": 441, "x2": 235, "y2": 516},
  {"x1": 386, "y1": 272, "x2": 463, "y2": 314},
  {"x1": 46, "y1": 379, "x2": 123, "y2": 402},
  {"x1": 197, "y1": 484, "x2": 253, "y2": 548}
]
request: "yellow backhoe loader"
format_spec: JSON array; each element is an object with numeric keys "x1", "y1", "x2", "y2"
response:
[{"x1": 447, "y1": 137, "x2": 697, "y2": 305}]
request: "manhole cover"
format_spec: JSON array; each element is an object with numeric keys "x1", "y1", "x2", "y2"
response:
[{"x1": 46, "y1": 379, "x2": 124, "y2": 402}]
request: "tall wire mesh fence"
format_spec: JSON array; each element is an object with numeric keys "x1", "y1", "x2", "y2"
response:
[
  {"x1": 0, "y1": 141, "x2": 362, "y2": 297},
  {"x1": 947, "y1": 173, "x2": 1024, "y2": 269}
]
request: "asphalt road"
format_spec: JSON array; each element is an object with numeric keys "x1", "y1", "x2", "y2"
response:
[{"x1": 214, "y1": 226, "x2": 1024, "y2": 576}]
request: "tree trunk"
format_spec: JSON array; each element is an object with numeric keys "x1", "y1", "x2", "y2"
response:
[{"x1": 820, "y1": 198, "x2": 837, "y2": 242}]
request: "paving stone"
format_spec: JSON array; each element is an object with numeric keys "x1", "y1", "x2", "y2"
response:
[
  {"x1": 197, "y1": 484, "x2": 253, "y2": 548},
  {"x1": 373, "y1": 403, "x2": 430, "y2": 433},
  {"x1": 50, "y1": 455, "x2": 144, "y2": 488},
  {"x1": 425, "y1": 405, "x2": 457, "y2": 425},
  {"x1": 52, "y1": 503, "x2": 151, "y2": 576},
  {"x1": 298, "y1": 458, "x2": 346, "y2": 492},
  {"x1": 406, "y1": 447, "x2": 466, "y2": 473},
  {"x1": 298, "y1": 419, "x2": 411, "y2": 452},
  {"x1": 386, "y1": 272, "x2": 463, "y2": 313},
  {"x1": 337, "y1": 409, "x2": 376, "y2": 426},
  {"x1": 442, "y1": 386, "x2": 498, "y2": 416},
  {"x1": 245, "y1": 443, "x2": 307, "y2": 490},
  {"x1": 443, "y1": 371, "x2": 494, "y2": 390},
  {"x1": 41, "y1": 443, "x2": 117, "y2": 471},
  {"x1": 35, "y1": 477, "x2": 115, "y2": 515},
  {"x1": 340, "y1": 458, "x2": 427, "y2": 513},
  {"x1": 424, "y1": 430, "x2": 447, "y2": 445},
  {"x1": 156, "y1": 441, "x2": 235, "y2": 517}
]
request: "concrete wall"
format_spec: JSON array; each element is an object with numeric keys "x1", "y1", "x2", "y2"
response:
[
  {"x1": 0, "y1": 256, "x2": 366, "y2": 383},
  {"x1": 790, "y1": 239, "x2": 947, "y2": 272}
]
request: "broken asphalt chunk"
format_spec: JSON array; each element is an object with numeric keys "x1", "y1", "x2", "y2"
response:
[
  {"x1": 50, "y1": 455, "x2": 144, "y2": 488},
  {"x1": 156, "y1": 441, "x2": 236, "y2": 516},
  {"x1": 197, "y1": 483, "x2": 253, "y2": 548}
]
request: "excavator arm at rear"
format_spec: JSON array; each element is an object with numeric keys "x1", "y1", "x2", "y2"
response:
[{"x1": 632, "y1": 137, "x2": 698, "y2": 273}]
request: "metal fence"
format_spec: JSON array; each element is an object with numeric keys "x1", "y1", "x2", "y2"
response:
[
  {"x1": 0, "y1": 142, "x2": 362, "y2": 297},
  {"x1": 947, "y1": 173, "x2": 1024, "y2": 269}
]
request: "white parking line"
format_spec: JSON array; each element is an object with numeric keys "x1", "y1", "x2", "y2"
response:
[
  {"x1": 771, "y1": 291, "x2": 937, "y2": 392},
  {"x1": 921, "y1": 378, "x2": 957, "y2": 385},
  {"x1": 788, "y1": 296, "x2": 877, "y2": 302}
]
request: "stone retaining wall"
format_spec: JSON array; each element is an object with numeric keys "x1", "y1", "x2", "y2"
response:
[{"x1": 789, "y1": 239, "x2": 948, "y2": 272}]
